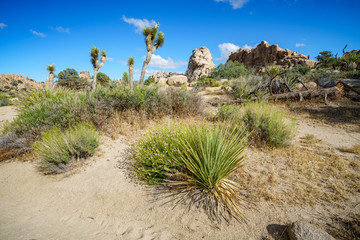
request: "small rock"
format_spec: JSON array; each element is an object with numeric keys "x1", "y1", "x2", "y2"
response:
[{"x1": 288, "y1": 221, "x2": 335, "y2": 240}]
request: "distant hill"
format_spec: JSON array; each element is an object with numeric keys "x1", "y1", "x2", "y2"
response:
[{"x1": 0, "y1": 74, "x2": 43, "y2": 92}]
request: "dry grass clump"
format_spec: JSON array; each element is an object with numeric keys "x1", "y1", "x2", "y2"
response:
[
  {"x1": 338, "y1": 144, "x2": 360, "y2": 155},
  {"x1": 236, "y1": 137, "x2": 360, "y2": 205}
]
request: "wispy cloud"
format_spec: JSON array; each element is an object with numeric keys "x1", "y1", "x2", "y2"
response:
[
  {"x1": 148, "y1": 54, "x2": 187, "y2": 69},
  {"x1": 50, "y1": 26, "x2": 70, "y2": 33},
  {"x1": 122, "y1": 15, "x2": 157, "y2": 33},
  {"x1": 0, "y1": 23, "x2": 7, "y2": 29},
  {"x1": 30, "y1": 29, "x2": 46, "y2": 37},
  {"x1": 106, "y1": 57, "x2": 114, "y2": 61},
  {"x1": 296, "y1": 43, "x2": 306, "y2": 47},
  {"x1": 214, "y1": 0, "x2": 250, "y2": 9}
]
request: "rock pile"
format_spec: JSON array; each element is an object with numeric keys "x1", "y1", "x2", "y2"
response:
[
  {"x1": 0, "y1": 74, "x2": 43, "y2": 92},
  {"x1": 228, "y1": 41, "x2": 316, "y2": 69},
  {"x1": 150, "y1": 71, "x2": 188, "y2": 86},
  {"x1": 79, "y1": 71, "x2": 92, "y2": 83},
  {"x1": 186, "y1": 46, "x2": 216, "y2": 82}
]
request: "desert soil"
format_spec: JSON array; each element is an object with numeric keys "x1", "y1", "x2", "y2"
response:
[
  {"x1": 0, "y1": 106, "x2": 17, "y2": 126},
  {"x1": 0, "y1": 103, "x2": 359, "y2": 240}
]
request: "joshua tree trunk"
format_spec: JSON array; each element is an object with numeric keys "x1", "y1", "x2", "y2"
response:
[
  {"x1": 92, "y1": 68, "x2": 98, "y2": 92},
  {"x1": 49, "y1": 73, "x2": 54, "y2": 89},
  {"x1": 129, "y1": 65, "x2": 134, "y2": 88},
  {"x1": 140, "y1": 51, "x2": 153, "y2": 86}
]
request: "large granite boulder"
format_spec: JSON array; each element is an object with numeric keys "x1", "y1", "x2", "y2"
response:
[
  {"x1": 186, "y1": 47, "x2": 216, "y2": 82},
  {"x1": 79, "y1": 71, "x2": 92, "y2": 83},
  {"x1": 228, "y1": 41, "x2": 316, "y2": 69},
  {"x1": 151, "y1": 71, "x2": 168, "y2": 83},
  {"x1": 167, "y1": 75, "x2": 188, "y2": 86}
]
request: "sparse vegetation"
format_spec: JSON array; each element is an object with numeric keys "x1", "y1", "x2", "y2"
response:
[
  {"x1": 210, "y1": 61, "x2": 249, "y2": 80},
  {"x1": 217, "y1": 102, "x2": 295, "y2": 148},
  {"x1": 0, "y1": 95, "x2": 10, "y2": 106},
  {"x1": 33, "y1": 122, "x2": 99, "y2": 174}
]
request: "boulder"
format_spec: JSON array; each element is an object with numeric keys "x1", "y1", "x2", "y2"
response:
[
  {"x1": 186, "y1": 47, "x2": 215, "y2": 82},
  {"x1": 288, "y1": 221, "x2": 335, "y2": 240},
  {"x1": 228, "y1": 41, "x2": 316, "y2": 69},
  {"x1": 157, "y1": 77, "x2": 168, "y2": 85},
  {"x1": 305, "y1": 81, "x2": 317, "y2": 89},
  {"x1": 317, "y1": 78, "x2": 338, "y2": 88},
  {"x1": 167, "y1": 75, "x2": 188, "y2": 86},
  {"x1": 151, "y1": 71, "x2": 168, "y2": 83}
]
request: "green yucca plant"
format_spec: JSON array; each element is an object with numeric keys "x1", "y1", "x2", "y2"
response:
[
  {"x1": 166, "y1": 123, "x2": 248, "y2": 223},
  {"x1": 90, "y1": 46, "x2": 107, "y2": 92},
  {"x1": 135, "y1": 122, "x2": 249, "y2": 222},
  {"x1": 127, "y1": 56, "x2": 135, "y2": 88}
]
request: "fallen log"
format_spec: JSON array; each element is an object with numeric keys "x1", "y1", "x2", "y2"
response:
[{"x1": 208, "y1": 87, "x2": 341, "y2": 106}]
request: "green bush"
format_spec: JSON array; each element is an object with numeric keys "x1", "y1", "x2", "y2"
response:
[
  {"x1": 344, "y1": 70, "x2": 360, "y2": 79},
  {"x1": 230, "y1": 74, "x2": 264, "y2": 99},
  {"x1": 0, "y1": 96, "x2": 10, "y2": 106},
  {"x1": 217, "y1": 102, "x2": 295, "y2": 148},
  {"x1": 33, "y1": 122, "x2": 100, "y2": 174},
  {"x1": 96, "y1": 72, "x2": 111, "y2": 86},
  {"x1": 193, "y1": 77, "x2": 220, "y2": 87},
  {"x1": 57, "y1": 68, "x2": 91, "y2": 90},
  {"x1": 210, "y1": 61, "x2": 249, "y2": 80},
  {"x1": 144, "y1": 76, "x2": 155, "y2": 86},
  {"x1": 294, "y1": 64, "x2": 311, "y2": 75},
  {"x1": 134, "y1": 122, "x2": 248, "y2": 222}
]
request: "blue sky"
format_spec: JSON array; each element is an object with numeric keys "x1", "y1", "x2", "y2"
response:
[{"x1": 1, "y1": 0, "x2": 359, "y2": 82}]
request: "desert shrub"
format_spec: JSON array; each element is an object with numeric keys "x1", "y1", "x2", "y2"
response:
[
  {"x1": 316, "y1": 51, "x2": 336, "y2": 68},
  {"x1": 217, "y1": 102, "x2": 295, "y2": 148},
  {"x1": 96, "y1": 72, "x2": 111, "y2": 86},
  {"x1": 210, "y1": 61, "x2": 249, "y2": 79},
  {"x1": 230, "y1": 74, "x2": 264, "y2": 99},
  {"x1": 57, "y1": 68, "x2": 90, "y2": 90},
  {"x1": 293, "y1": 64, "x2": 311, "y2": 75},
  {"x1": 0, "y1": 96, "x2": 10, "y2": 106},
  {"x1": 344, "y1": 70, "x2": 360, "y2": 79},
  {"x1": 122, "y1": 72, "x2": 129, "y2": 85},
  {"x1": 33, "y1": 122, "x2": 99, "y2": 174},
  {"x1": 193, "y1": 77, "x2": 220, "y2": 87},
  {"x1": 242, "y1": 102, "x2": 295, "y2": 147},
  {"x1": 144, "y1": 76, "x2": 155, "y2": 86},
  {"x1": 134, "y1": 122, "x2": 248, "y2": 222}
]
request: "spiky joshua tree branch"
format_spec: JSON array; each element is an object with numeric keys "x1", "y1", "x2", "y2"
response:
[
  {"x1": 90, "y1": 46, "x2": 107, "y2": 92},
  {"x1": 139, "y1": 23, "x2": 165, "y2": 86}
]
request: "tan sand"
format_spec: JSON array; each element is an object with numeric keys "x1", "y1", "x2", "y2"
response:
[
  {"x1": 0, "y1": 106, "x2": 17, "y2": 126},
  {"x1": 0, "y1": 104, "x2": 359, "y2": 239}
]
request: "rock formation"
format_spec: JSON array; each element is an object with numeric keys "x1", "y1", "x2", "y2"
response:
[
  {"x1": 186, "y1": 47, "x2": 216, "y2": 82},
  {"x1": 79, "y1": 71, "x2": 92, "y2": 83},
  {"x1": 0, "y1": 74, "x2": 43, "y2": 92},
  {"x1": 228, "y1": 41, "x2": 316, "y2": 69},
  {"x1": 150, "y1": 71, "x2": 188, "y2": 86}
]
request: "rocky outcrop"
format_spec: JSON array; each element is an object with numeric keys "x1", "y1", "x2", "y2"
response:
[
  {"x1": 228, "y1": 41, "x2": 316, "y2": 69},
  {"x1": 79, "y1": 71, "x2": 92, "y2": 83},
  {"x1": 0, "y1": 74, "x2": 43, "y2": 92},
  {"x1": 186, "y1": 47, "x2": 216, "y2": 82},
  {"x1": 150, "y1": 71, "x2": 188, "y2": 86},
  {"x1": 287, "y1": 221, "x2": 335, "y2": 240}
]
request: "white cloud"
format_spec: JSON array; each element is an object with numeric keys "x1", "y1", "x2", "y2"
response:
[
  {"x1": 0, "y1": 23, "x2": 7, "y2": 29},
  {"x1": 122, "y1": 15, "x2": 157, "y2": 33},
  {"x1": 106, "y1": 57, "x2": 114, "y2": 61},
  {"x1": 30, "y1": 29, "x2": 46, "y2": 37},
  {"x1": 148, "y1": 54, "x2": 187, "y2": 69},
  {"x1": 216, "y1": 43, "x2": 254, "y2": 61},
  {"x1": 118, "y1": 60, "x2": 127, "y2": 66},
  {"x1": 214, "y1": 0, "x2": 250, "y2": 9},
  {"x1": 296, "y1": 43, "x2": 306, "y2": 47},
  {"x1": 50, "y1": 26, "x2": 70, "y2": 33}
]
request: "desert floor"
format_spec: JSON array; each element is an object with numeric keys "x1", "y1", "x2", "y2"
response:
[{"x1": 0, "y1": 101, "x2": 359, "y2": 240}]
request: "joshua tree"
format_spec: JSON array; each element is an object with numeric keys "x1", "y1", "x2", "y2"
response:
[
  {"x1": 139, "y1": 23, "x2": 165, "y2": 85},
  {"x1": 127, "y1": 56, "x2": 135, "y2": 88},
  {"x1": 90, "y1": 46, "x2": 107, "y2": 92},
  {"x1": 46, "y1": 64, "x2": 56, "y2": 88}
]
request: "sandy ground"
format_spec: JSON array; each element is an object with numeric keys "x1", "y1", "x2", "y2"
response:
[
  {"x1": 0, "y1": 106, "x2": 17, "y2": 126},
  {"x1": 0, "y1": 102, "x2": 359, "y2": 239}
]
